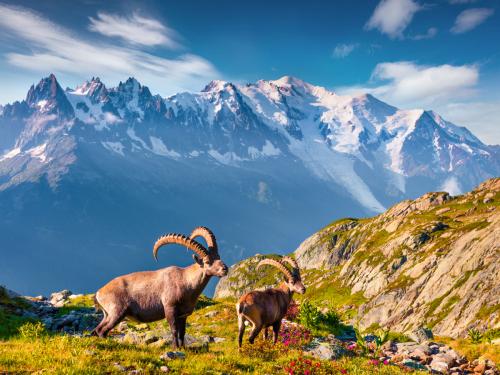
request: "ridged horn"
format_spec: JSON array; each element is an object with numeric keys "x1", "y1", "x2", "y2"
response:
[
  {"x1": 190, "y1": 226, "x2": 218, "y2": 253},
  {"x1": 153, "y1": 233, "x2": 209, "y2": 262},
  {"x1": 281, "y1": 256, "x2": 299, "y2": 279},
  {"x1": 257, "y1": 258, "x2": 293, "y2": 281},
  {"x1": 281, "y1": 256, "x2": 298, "y2": 270}
]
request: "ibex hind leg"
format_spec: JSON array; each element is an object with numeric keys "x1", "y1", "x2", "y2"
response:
[
  {"x1": 248, "y1": 321, "x2": 263, "y2": 345},
  {"x1": 237, "y1": 314, "x2": 246, "y2": 348},
  {"x1": 91, "y1": 293, "x2": 109, "y2": 336},
  {"x1": 272, "y1": 321, "x2": 281, "y2": 344},
  {"x1": 98, "y1": 309, "x2": 127, "y2": 338}
]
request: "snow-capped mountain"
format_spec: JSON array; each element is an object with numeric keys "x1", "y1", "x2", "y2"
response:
[{"x1": 0, "y1": 74, "x2": 498, "y2": 295}]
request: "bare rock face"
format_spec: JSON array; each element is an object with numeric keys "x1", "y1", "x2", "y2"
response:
[
  {"x1": 50, "y1": 290, "x2": 72, "y2": 307},
  {"x1": 214, "y1": 255, "x2": 283, "y2": 299},
  {"x1": 215, "y1": 178, "x2": 500, "y2": 338}
]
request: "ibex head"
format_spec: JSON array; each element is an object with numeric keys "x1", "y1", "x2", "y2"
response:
[
  {"x1": 257, "y1": 256, "x2": 306, "y2": 294},
  {"x1": 153, "y1": 226, "x2": 228, "y2": 277}
]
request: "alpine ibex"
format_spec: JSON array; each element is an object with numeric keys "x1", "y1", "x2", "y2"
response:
[
  {"x1": 93, "y1": 227, "x2": 228, "y2": 348},
  {"x1": 236, "y1": 256, "x2": 305, "y2": 347}
]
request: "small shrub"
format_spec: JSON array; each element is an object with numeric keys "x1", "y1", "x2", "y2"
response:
[
  {"x1": 195, "y1": 295, "x2": 216, "y2": 310},
  {"x1": 298, "y1": 300, "x2": 342, "y2": 334},
  {"x1": 483, "y1": 328, "x2": 500, "y2": 344},
  {"x1": 353, "y1": 326, "x2": 370, "y2": 355},
  {"x1": 468, "y1": 328, "x2": 482, "y2": 344},
  {"x1": 298, "y1": 300, "x2": 322, "y2": 329},
  {"x1": 18, "y1": 321, "x2": 47, "y2": 339}
]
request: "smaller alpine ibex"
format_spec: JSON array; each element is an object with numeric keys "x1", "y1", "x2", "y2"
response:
[
  {"x1": 93, "y1": 227, "x2": 228, "y2": 348},
  {"x1": 236, "y1": 256, "x2": 305, "y2": 347}
]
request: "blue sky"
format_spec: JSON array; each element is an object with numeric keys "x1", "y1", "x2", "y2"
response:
[{"x1": 0, "y1": 0, "x2": 499, "y2": 143}]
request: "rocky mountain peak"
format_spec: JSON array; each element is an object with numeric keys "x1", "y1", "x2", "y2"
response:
[{"x1": 25, "y1": 74, "x2": 74, "y2": 117}]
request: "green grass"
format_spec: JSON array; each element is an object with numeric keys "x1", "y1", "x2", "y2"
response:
[
  {"x1": 0, "y1": 299, "x2": 415, "y2": 374},
  {"x1": 0, "y1": 286, "x2": 37, "y2": 339},
  {"x1": 0, "y1": 309, "x2": 34, "y2": 339},
  {"x1": 298, "y1": 271, "x2": 367, "y2": 319},
  {"x1": 56, "y1": 294, "x2": 96, "y2": 316}
]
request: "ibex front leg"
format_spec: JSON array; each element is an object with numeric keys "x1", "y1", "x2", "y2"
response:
[
  {"x1": 165, "y1": 307, "x2": 180, "y2": 348},
  {"x1": 178, "y1": 316, "x2": 187, "y2": 348}
]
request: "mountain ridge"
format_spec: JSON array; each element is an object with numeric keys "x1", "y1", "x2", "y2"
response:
[{"x1": 0, "y1": 74, "x2": 498, "y2": 296}]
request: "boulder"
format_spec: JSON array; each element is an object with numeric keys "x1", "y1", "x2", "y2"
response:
[
  {"x1": 408, "y1": 327, "x2": 433, "y2": 343},
  {"x1": 160, "y1": 352, "x2": 185, "y2": 361},
  {"x1": 303, "y1": 337, "x2": 349, "y2": 360},
  {"x1": 50, "y1": 290, "x2": 72, "y2": 307}
]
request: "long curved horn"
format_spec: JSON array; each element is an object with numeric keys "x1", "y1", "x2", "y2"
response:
[
  {"x1": 190, "y1": 226, "x2": 218, "y2": 252},
  {"x1": 153, "y1": 233, "x2": 209, "y2": 262},
  {"x1": 281, "y1": 256, "x2": 298, "y2": 270},
  {"x1": 281, "y1": 256, "x2": 299, "y2": 279},
  {"x1": 257, "y1": 258, "x2": 292, "y2": 281}
]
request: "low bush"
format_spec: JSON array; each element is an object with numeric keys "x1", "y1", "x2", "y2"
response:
[
  {"x1": 297, "y1": 300, "x2": 342, "y2": 334},
  {"x1": 18, "y1": 322, "x2": 47, "y2": 340}
]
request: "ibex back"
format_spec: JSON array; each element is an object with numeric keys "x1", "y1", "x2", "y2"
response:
[{"x1": 93, "y1": 227, "x2": 227, "y2": 348}]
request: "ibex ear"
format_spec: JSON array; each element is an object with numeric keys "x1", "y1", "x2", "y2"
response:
[{"x1": 193, "y1": 254, "x2": 204, "y2": 266}]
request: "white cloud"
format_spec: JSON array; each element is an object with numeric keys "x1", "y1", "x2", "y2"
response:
[
  {"x1": 336, "y1": 61, "x2": 500, "y2": 145},
  {"x1": 440, "y1": 176, "x2": 462, "y2": 196},
  {"x1": 338, "y1": 61, "x2": 479, "y2": 107},
  {"x1": 332, "y1": 43, "x2": 358, "y2": 59},
  {"x1": 411, "y1": 27, "x2": 438, "y2": 40},
  {"x1": 365, "y1": 0, "x2": 421, "y2": 39},
  {"x1": 436, "y1": 101, "x2": 500, "y2": 144},
  {"x1": 0, "y1": 4, "x2": 219, "y2": 96},
  {"x1": 89, "y1": 12, "x2": 179, "y2": 48},
  {"x1": 451, "y1": 8, "x2": 494, "y2": 34}
]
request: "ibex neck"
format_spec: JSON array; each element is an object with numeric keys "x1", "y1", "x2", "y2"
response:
[
  {"x1": 185, "y1": 263, "x2": 211, "y2": 292},
  {"x1": 277, "y1": 282, "x2": 293, "y2": 303}
]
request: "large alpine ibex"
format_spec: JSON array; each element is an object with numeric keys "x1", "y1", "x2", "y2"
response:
[
  {"x1": 236, "y1": 256, "x2": 305, "y2": 347},
  {"x1": 93, "y1": 227, "x2": 228, "y2": 348}
]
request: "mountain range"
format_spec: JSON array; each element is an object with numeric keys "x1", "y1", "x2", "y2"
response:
[{"x1": 0, "y1": 74, "x2": 498, "y2": 295}]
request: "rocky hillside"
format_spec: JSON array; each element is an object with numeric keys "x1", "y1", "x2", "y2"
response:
[{"x1": 215, "y1": 178, "x2": 500, "y2": 338}]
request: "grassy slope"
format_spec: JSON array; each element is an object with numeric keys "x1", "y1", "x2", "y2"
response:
[
  {"x1": 226, "y1": 181, "x2": 500, "y2": 328},
  {"x1": 1, "y1": 295, "x2": 498, "y2": 373},
  {"x1": 0, "y1": 297, "x2": 411, "y2": 374}
]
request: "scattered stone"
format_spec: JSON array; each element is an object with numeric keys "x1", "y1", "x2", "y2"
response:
[
  {"x1": 483, "y1": 193, "x2": 494, "y2": 204},
  {"x1": 150, "y1": 338, "x2": 170, "y2": 348},
  {"x1": 408, "y1": 327, "x2": 433, "y2": 343},
  {"x1": 198, "y1": 335, "x2": 225, "y2": 344},
  {"x1": 116, "y1": 321, "x2": 128, "y2": 332},
  {"x1": 430, "y1": 360, "x2": 449, "y2": 374},
  {"x1": 303, "y1": 337, "x2": 349, "y2": 360},
  {"x1": 143, "y1": 332, "x2": 159, "y2": 344},
  {"x1": 113, "y1": 363, "x2": 127, "y2": 372},
  {"x1": 402, "y1": 358, "x2": 426, "y2": 370},
  {"x1": 204, "y1": 310, "x2": 218, "y2": 318},
  {"x1": 436, "y1": 207, "x2": 451, "y2": 215},
  {"x1": 160, "y1": 351, "x2": 185, "y2": 361},
  {"x1": 380, "y1": 340, "x2": 397, "y2": 353},
  {"x1": 50, "y1": 290, "x2": 72, "y2": 307},
  {"x1": 159, "y1": 366, "x2": 170, "y2": 373}
]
